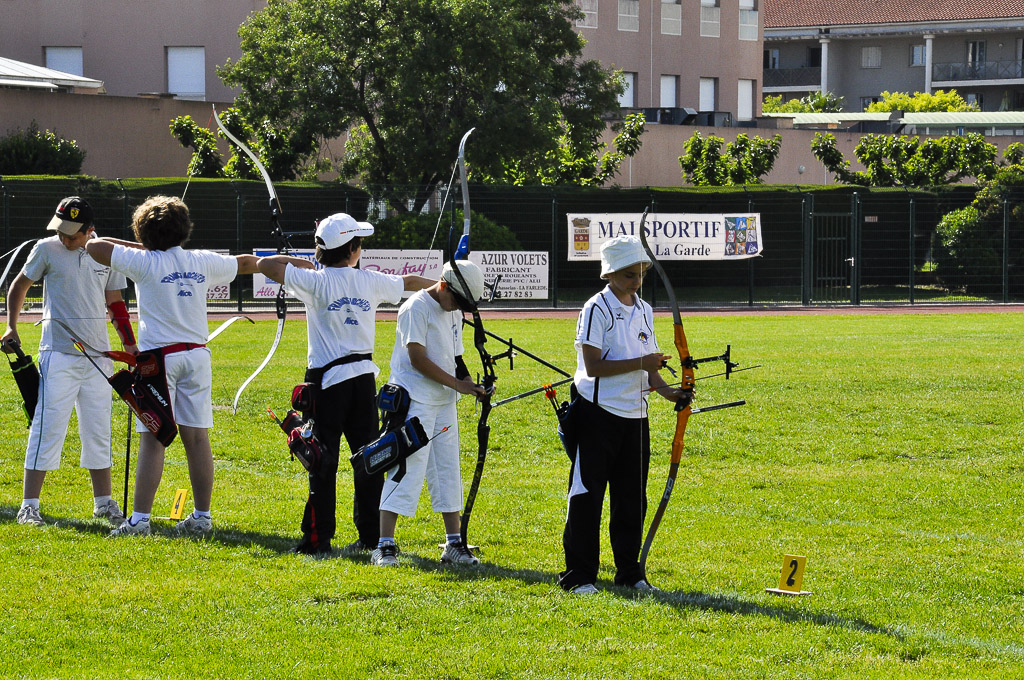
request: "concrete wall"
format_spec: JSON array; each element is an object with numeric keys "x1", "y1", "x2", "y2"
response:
[{"x1": 1, "y1": 89, "x2": 231, "y2": 177}]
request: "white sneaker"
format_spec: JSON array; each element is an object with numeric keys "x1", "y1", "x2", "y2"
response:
[
  {"x1": 16, "y1": 505, "x2": 44, "y2": 527},
  {"x1": 440, "y1": 540, "x2": 480, "y2": 566},
  {"x1": 371, "y1": 543, "x2": 399, "y2": 567},
  {"x1": 93, "y1": 499, "x2": 125, "y2": 525},
  {"x1": 174, "y1": 513, "x2": 212, "y2": 536},
  {"x1": 110, "y1": 518, "x2": 151, "y2": 537},
  {"x1": 571, "y1": 583, "x2": 599, "y2": 595},
  {"x1": 632, "y1": 579, "x2": 660, "y2": 593}
]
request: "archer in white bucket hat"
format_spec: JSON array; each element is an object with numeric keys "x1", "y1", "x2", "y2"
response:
[{"x1": 600, "y1": 235, "x2": 652, "y2": 279}]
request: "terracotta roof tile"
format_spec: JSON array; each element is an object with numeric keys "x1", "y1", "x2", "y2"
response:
[{"x1": 765, "y1": 0, "x2": 1024, "y2": 29}]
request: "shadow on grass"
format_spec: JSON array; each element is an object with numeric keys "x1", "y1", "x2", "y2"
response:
[{"x1": 0, "y1": 504, "x2": 899, "y2": 640}]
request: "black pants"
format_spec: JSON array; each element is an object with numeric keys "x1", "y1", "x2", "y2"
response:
[
  {"x1": 298, "y1": 372, "x2": 382, "y2": 551},
  {"x1": 559, "y1": 396, "x2": 650, "y2": 590}
]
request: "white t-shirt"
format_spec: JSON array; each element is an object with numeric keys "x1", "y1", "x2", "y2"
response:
[
  {"x1": 389, "y1": 289, "x2": 464, "y2": 406},
  {"x1": 284, "y1": 264, "x2": 404, "y2": 388},
  {"x1": 574, "y1": 286, "x2": 659, "y2": 419},
  {"x1": 110, "y1": 245, "x2": 237, "y2": 349},
  {"x1": 23, "y1": 236, "x2": 127, "y2": 354}
]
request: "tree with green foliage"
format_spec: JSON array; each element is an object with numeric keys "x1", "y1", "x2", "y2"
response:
[
  {"x1": 218, "y1": 0, "x2": 622, "y2": 211},
  {"x1": 479, "y1": 112, "x2": 645, "y2": 187},
  {"x1": 934, "y1": 144, "x2": 1024, "y2": 295},
  {"x1": 762, "y1": 92, "x2": 844, "y2": 113},
  {"x1": 866, "y1": 90, "x2": 979, "y2": 113},
  {"x1": 369, "y1": 209, "x2": 521, "y2": 252},
  {"x1": 811, "y1": 132, "x2": 997, "y2": 186},
  {"x1": 678, "y1": 131, "x2": 782, "y2": 186},
  {"x1": 0, "y1": 121, "x2": 85, "y2": 175}
]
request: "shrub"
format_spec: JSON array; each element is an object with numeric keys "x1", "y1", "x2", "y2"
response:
[{"x1": 0, "y1": 121, "x2": 86, "y2": 175}]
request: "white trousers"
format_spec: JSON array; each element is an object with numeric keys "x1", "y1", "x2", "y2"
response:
[
  {"x1": 25, "y1": 350, "x2": 113, "y2": 471},
  {"x1": 379, "y1": 398, "x2": 463, "y2": 517}
]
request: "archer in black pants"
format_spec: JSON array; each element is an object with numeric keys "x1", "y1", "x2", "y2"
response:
[
  {"x1": 559, "y1": 395, "x2": 651, "y2": 590},
  {"x1": 298, "y1": 372, "x2": 382, "y2": 554}
]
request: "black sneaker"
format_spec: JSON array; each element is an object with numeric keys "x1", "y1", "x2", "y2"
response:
[
  {"x1": 293, "y1": 541, "x2": 332, "y2": 556},
  {"x1": 342, "y1": 539, "x2": 373, "y2": 553}
]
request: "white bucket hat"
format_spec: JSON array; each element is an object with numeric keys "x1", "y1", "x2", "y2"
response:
[
  {"x1": 315, "y1": 213, "x2": 374, "y2": 250},
  {"x1": 600, "y1": 235, "x2": 651, "y2": 279},
  {"x1": 442, "y1": 260, "x2": 485, "y2": 304}
]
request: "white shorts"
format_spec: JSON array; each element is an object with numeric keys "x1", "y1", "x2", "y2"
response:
[
  {"x1": 25, "y1": 350, "x2": 114, "y2": 471},
  {"x1": 135, "y1": 347, "x2": 213, "y2": 432},
  {"x1": 379, "y1": 398, "x2": 463, "y2": 517}
]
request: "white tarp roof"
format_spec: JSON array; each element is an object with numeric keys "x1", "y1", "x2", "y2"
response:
[{"x1": 0, "y1": 56, "x2": 103, "y2": 90}]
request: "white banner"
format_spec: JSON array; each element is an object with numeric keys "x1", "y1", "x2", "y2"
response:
[
  {"x1": 469, "y1": 251, "x2": 549, "y2": 300},
  {"x1": 251, "y1": 248, "x2": 317, "y2": 299},
  {"x1": 361, "y1": 250, "x2": 444, "y2": 280},
  {"x1": 567, "y1": 213, "x2": 762, "y2": 261}
]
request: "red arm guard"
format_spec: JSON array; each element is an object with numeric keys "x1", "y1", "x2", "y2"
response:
[{"x1": 108, "y1": 300, "x2": 136, "y2": 348}]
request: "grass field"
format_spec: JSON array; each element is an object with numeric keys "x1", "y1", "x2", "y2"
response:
[{"x1": 1, "y1": 311, "x2": 1022, "y2": 679}]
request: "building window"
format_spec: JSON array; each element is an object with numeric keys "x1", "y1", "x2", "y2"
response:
[
  {"x1": 618, "y1": 0, "x2": 639, "y2": 31},
  {"x1": 967, "y1": 40, "x2": 986, "y2": 65},
  {"x1": 910, "y1": 44, "x2": 925, "y2": 67},
  {"x1": 861, "y1": 46, "x2": 882, "y2": 69},
  {"x1": 660, "y1": 75, "x2": 678, "y2": 107},
  {"x1": 699, "y1": 77, "x2": 717, "y2": 111},
  {"x1": 700, "y1": 0, "x2": 720, "y2": 38},
  {"x1": 619, "y1": 72, "x2": 637, "y2": 107},
  {"x1": 861, "y1": 96, "x2": 880, "y2": 111},
  {"x1": 807, "y1": 46, "x2": 822, "y2": 67},
  {"x1": 965, "y1": 92, "x2": 983, "y2": 108},
  {"x1": 167, "y1": 46, "x2": 206, "y2": 100},
  {"x1": 44, "y1": 47, "x2": 83, "y2": 76},
  {"x1": 738, "y1": 0, "x2": 757, "y2": 42},
  {"x1": 764, "y1": 48, "x2": 779, "y2": 69},
  {"x1": 661, "y1": 0, "x2": 681, "y2": 36},
  {"x1": 737, "y1": 79, "x2": 755, "y2": 120},
  {"x1": 577, "y1": 0, "x2": 598, "y2": 28}
]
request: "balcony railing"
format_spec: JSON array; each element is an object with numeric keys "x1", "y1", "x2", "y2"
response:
[
  {"x1": 764, "y1": 67, "x2": 821, "y2": 89},
  {"x1": 933, "y1": 60, "x2": 1024, "y2": 81}
]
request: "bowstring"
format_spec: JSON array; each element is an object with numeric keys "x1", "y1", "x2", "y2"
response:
[{"x1": 180, "y1": 108, "x2": 215, "y2": 204}]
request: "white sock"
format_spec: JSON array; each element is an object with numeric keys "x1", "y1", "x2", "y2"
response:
[
  {"x1": 446, "y1": 533, "x2": 461, "y2": 544},
  {"x1": 378, "y1": 537, "x2": 395, "y2": 548},
  {"x1": 21, "y1": 498, "x2": 40, "y2": 510},
  {"x1": 193, "y1": 509, "x2": 211, "y2": 519},
  {"x1": 94, "y1": 495, "x2": 112, "y2": 509},
  {"x1": 130, "y1": 511, "x2": 150, "y2": 525}
]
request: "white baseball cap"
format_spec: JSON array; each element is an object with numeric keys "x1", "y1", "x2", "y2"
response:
[
  {"x1": 442, "y1": 260, "x2": 485, "y2": 304},
  {"x1": 600, "y1": 235, "x2": 651, "y2": 279},
  {"x1": 315, "y1": 213, "x2": 374, "y2": 250}
]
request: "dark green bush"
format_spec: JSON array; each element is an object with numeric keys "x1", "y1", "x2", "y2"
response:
[
  {"x1": 370, "y1": 209, "x2": 521, "y2": 253},
  {"x1": 0, "y1": 121, "x2": 86, "y2": 175}
]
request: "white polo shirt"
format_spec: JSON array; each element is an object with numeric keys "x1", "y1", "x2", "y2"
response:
[
  {"x1": 110, "y1": 245, "x2": 237, "y2": 349},
  {"x1": 23, "y1": 236, "x2": 126, "y2": 354},
  {"x1": 389, "y1": 289, "x2": 464, "y2": 406},
  {"x1": 573, "y1": 286, "x2": 659, "y2": 419},
  {"x1": 284, "y1": 263, "x2": 404, "y2": 389}
]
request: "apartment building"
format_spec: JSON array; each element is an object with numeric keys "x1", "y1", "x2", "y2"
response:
[
  {"x1": 573, "y1": 0, "x2": 764, "y2": 124},
  {"x1": 763, "y1": 0, "x2": 1024, "y2": 112},
  {"x1": 0, "y1": 0, "x2": 264, "y2": 101}
]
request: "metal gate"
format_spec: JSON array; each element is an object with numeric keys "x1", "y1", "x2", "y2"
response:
[{"x1": 802, "y1": 193, "x2": 861, "y2": 304}]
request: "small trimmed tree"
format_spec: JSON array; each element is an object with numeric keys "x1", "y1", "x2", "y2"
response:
[{"x1": 679, "y1": 131, "x2": 782, "y2": 186}]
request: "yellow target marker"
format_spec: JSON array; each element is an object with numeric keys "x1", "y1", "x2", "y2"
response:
[
  {"x1": 766, "y1": 554, "x2": 811, "y2": 596},
  {"x1": 169, "y1": 488, "x2": 189, "y2": 521}
]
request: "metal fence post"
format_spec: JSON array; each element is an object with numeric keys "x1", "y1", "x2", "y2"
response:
[
  {"x1": 231, "y1": 181, "x2": 244, "y2": 312},
  {"x1": 801, "y1": 192, "x2": 812, "y2": 305},
  {"x1": 747, "y1": 191, "x2": 755, "y2": 306},
  {"x1": 1, "y1": 177, "x2": 8, "y2": 254},
  {"x1": 908, "y1": 194, "x2": 916, "y2": 305},
  {"x1": 551, "y1": 191, "x2": 559, "y2": 309},
  {"x1": 851, "y1": 192, "x2": 861, "y2": 305},
  {"x1": 1003, "y1": 198, "x2": 1010, "y2": 303}
]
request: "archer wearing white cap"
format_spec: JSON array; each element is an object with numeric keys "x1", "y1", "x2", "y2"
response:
[
  {"x1": 257, "y1": 212, "x2": 432, "y2": 555},
  {"x1": 370, "y1": 259, "x2": 490, "y2": 567},
  {"x1": 558, "y1": 234, "x2": 684, "y2": 595}
]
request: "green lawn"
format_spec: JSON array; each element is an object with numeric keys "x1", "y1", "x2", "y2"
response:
[{"x1": 1, "y1": 312, "x2": 1022, "y2": 678}]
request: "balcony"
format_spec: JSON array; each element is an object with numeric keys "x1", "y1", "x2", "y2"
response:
[
  {"x1": 933, "y1": 60, "x2": 1024, "y2": 82},
  {"x1": 763, "y1": 67, "x2": 821, "y2": 89}
]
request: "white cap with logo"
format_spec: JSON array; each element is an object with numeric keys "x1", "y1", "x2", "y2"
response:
[{"x1": 315, "y1": 213, "x2": 374, "y2": 250}]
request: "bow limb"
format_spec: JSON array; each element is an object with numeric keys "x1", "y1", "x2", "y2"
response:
[
  {"x1": 213, "y1": 105, "x2": 288, "y2": 414},
  {"x1": 637, "y1": 208, "x2": 694, "y2": 571}
]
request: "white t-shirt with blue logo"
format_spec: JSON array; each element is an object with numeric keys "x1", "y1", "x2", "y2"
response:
[
  {"x1": 110, "y1": 245, "x2": 238, "y2": 349},
  {"x1": 285, "y1": 264, "x2": 404, "y2": 389},
  {"x1": 574, "y1": 286, "x2": 659, "y2": 419}
]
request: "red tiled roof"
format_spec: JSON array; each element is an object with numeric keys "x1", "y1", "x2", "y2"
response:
[{"x1": 764, "y1": 0, "x2": 1024, "y2": 29}]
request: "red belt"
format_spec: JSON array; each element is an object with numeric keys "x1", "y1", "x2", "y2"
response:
[{"x1": 157, "y1": 343, "x2": 206, "y2": 356}]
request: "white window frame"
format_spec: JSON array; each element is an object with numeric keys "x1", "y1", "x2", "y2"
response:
[
  {"x1": 619, "y1": 72, "x2": 637, "y2": 107},
  {"x1": 739, "y1": 9, "x2": 758, "y2": 41},
  {"x1": 910, "y1": 44, "x2": 925, "y2": 67},
  {"x1": 861, "y1": 46, "x2": 882, "y2": 69},
  {"x1": 167, "y1": 46, "x2": 206, "y2": 100},
  {"x1": 577, "y1": 0, "x2": 598, "y2": 29},
  {"x1": 661, "y1": 0, "x2": 681, "y2": 36},
  {"x1": 700, "y1": 0, "x2": 720, "y2": 38},
  {"x1": 618, "y1": 0, "x2": 639, "y2": 32},
  {"x1": 660, "y1": 75, "x2": 678, "y2": 108},
  {"x1": 699, "y1": 77, "x2": 717, "y2": 112},
  {"x1": 44, "y1": 47, "x2": 84, "y2": 76},
  {"x1": 737, "y1": 79, "x2": 755, "y2": 120}
]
